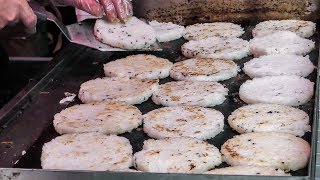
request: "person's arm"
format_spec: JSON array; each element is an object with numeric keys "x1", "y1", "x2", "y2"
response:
[
  {"x1": 56, "y1": 0, "x2": 133, "y2": 22},
  {"x1": 0, "y1": 0, "x2": 37, "y2": 30},
  {"x1": 0, "y1": 0, "x2": 132, "y2": 31}
]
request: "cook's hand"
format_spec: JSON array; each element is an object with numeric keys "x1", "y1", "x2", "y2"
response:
[
  {"x1": 57, "y1": 0, "x2": 133, "y2": 22},
  {"x1": 0, "y1": 0, "x2": 37, "y2": 31}
]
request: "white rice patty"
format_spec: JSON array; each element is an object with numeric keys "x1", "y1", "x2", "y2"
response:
[
  {"x1": 149, "y1": 20, "x2": 185, "y2": 42},
  {"x1": 41, "y1": 133, "x2": 133, "y2": 171},
  {"x1": 228, "y1": 103, "x2": 311, "y2": 137},
  {"x1": 94, "y1": 17, "x2": 156, "y2": 50},
  {"x1": 221, "y1": 132, "x2": 310, "y2": 171},
  {"x1": 239, "y1": 75, "x2": 314, "y2": 106},
  {"x1": 249, "y1": 31, "x2": 315, "y2": 57},
  {"x1": 252, "y1": 20, "x2": 316, "y2": 38},
  {"x1": 242, "y1": 54, "x2": 315, "y2": 78},
  {"x1": 78, "y1": 77, "x2": 159, "y2": 104},
  {"x1": 133, "y1": 137, "x2": 222, "y2": 173}
]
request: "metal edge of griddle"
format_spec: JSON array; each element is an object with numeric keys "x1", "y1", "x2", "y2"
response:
[
  {"x1": 0, "y1": 168, "x2": 313, "y2": 180},
  {"x1": 314, "y1": 41, "x2": 320, "y2": 179},
  {"x1": 311, "y1": 46, "x2": 320, "y2": 179}
]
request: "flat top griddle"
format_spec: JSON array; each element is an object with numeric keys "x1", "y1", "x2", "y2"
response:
[{"x1": 0, "y1": 24, "x2": 318, "y2": 180}]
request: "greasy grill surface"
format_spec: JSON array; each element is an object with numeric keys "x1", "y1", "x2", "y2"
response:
[
  {"x1": 133, "y1": 0, "x2": 320, "y2": 25},
  {"x1": 0, "y1": 25, "x2": 317, "y2": 177}
]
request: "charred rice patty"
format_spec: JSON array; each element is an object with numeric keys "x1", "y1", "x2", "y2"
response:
[
  {"x1": 152, "y1": 81, "x2": 228, "y2": 107},
  {"x1": 53, "y1": 102, "x2": 143, "y2": 135},
  {"x1": 183, "y1": 22, "x2": 244, "y2": 40},
  {"x1": 181, "y1": 37, "x2": 250, "y2": 60},
  {"x1": 170, "y1": 58, "x2": 239, "y2": 81},
  {"x1": 104, "y1": 54, "x2": 173, "y2": 79}
]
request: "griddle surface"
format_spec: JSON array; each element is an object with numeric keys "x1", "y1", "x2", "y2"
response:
[{"x1": 0, "y1": 25, "x2": 317, "y2": 177}]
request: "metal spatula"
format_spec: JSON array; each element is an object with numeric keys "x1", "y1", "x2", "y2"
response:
[{"x1": 29, "y1": 1, "x2": 161, "y2": 51}]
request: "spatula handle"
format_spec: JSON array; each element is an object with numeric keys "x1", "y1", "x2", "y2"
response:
[
  {"x1": 29, "y1": 1, "x2": 48, "y2": 22},
  {"x1": 29, "y1": 1, "x2": 72, "y2": 41}
]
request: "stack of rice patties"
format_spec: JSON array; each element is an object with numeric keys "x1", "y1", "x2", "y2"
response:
[
  {"x1": 220, "y1": 19, "x2": 316, "y2": 175},
  {"x1": 241, "y1": 20, "x2": 316, "y2": 106},
  {"x1": 131, "y1": 22, "x2": 249, "y2": 174},
  {"x1": 42, "y1": 54, "x2": 175, "y2": 171},
  {"x1": 93, "y1": 17, "x2": 185, "y2": 50},
  {"x1": 181, "y1": 22, "x2": 249, "y2": 60}
]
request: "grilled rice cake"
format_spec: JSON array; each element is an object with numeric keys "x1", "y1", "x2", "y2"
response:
[
  {"x1": 205, "y1": 166, "x2": 290, "y2": 176},
  {"x1": 149, "y1": 20, "x2": 185, "y2": 42},
  {"x1": 78, "y1": 77, "x2": 159, "y2": 104},
  {"x1": 133, "y1": 137, "x2": 222, "y2": 173},
  {"x1": 170, "y1": 58, "x2": 239, "y2": 82},
  {"x1": 239, "y1": 76, "x2": 314, "y2": 106},
  {"x1": 183, "y1": 22, "x2": 244, "y2": 40},
  {"x1": 152, "y1": 81, "x2": 228, "y2": 107},
  {"x1": 53, "y1": 102, "x2": 143, "y2": 135},
  {"x1": 41, "y1": 133, "x2": 133, "y2": 171},
  {"x1": 181, "y1": 37, "x2": 250, "y2": 60},
  {"x1": 228, "y1": 104, "x2": 310, "y2": 137},
  {"x1": 252, "y1": 20, "x2": 316, "y2": 38},
  {"x1": 221, "y1": 132, "x2": 310, "y2": 171},
  {"x1": 94, "y1": 17, "x2": 156, "y2": 50},
  {"x1": 104, "y1": 54, "x2": 173, "y2": 79},
  {"x1": 243, "y1": 54, "x2": 315, "y2": 78},
  {"x1": 143, "y1": 106, "x2": 224, "y2": 140},
  {"x1": 249, "y1": 31, "x2": 315, "y2": 57}
]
